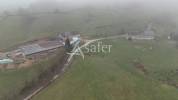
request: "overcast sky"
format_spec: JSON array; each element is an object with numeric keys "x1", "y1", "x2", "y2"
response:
[
  {"x1": 0, "y1": 0, "x2": 35, "y2": 10},
  {"x1": 0, "y1": 0, "x2": 178, "y2": 10}
]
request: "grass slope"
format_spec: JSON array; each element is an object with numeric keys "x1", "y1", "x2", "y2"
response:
[
  {"x1": 33, "y1": 39, "x2": 178, "y2": 100},
  {"x1": 0, "y1": 49, "x2": 65, "y2": 100}
]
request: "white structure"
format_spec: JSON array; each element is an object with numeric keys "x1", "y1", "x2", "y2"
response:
[
  {"x1": 131, "y1": 36, "x2": 154, "y2": 40},
  {"x1": 126, "y1": 24, "x2": 155, "y2": 40},
  {"x1": 0, "y1": 59, "x2": 14, "y2": 64}
]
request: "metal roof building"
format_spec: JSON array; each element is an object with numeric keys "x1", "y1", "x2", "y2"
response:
[
  {"x1": 19, "y1": 44, "x2": 45, "y2": 56},
  {"x1": 19, "y1": 41, "x2": 63, "y2": 56}
]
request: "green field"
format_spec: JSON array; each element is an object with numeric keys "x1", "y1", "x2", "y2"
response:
[
  {"x1": 0, "y1": 49, "x2": 65, "y2": 100},
  {"x1": 33, "y1": 39, "x2": 178, "y2": 100},
  {"x1": 0, "y1": 4, "x2": 178, "y2": 100},
  {"x1": 0, "y1": 6, "x2": 176, "y2": 49}
]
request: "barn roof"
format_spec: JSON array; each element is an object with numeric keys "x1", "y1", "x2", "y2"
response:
[
  {"x1": 19, "y1": 41, "x2": 63, "y2": 56},
  {"x1": 19, "y1": 44, "x2": 45, "y2": 55}
]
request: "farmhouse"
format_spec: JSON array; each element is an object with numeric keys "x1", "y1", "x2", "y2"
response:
[
  {"x1": 127, "y1": 24, "x2": 155, "y2": 40},
  {"x1": 168, "y1": 32, "x2": 178, "y2": 40},
  {"x1": 58, "y1": 32, "x2": 80, "y2": 42},
  {"x1": 0, "y1": 32, "x2": 81, "y2": 69}
]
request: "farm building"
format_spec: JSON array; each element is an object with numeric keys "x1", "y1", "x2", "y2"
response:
[
  {"x1": 0, "y1": 59, "x2": 13, "y2": 64},
  {"x1": 143, "y1": 24, "x2": 155, "y2": 36},
  {"x1": 0, "y1": 53, "x2": 7, "y2": 60},
  {"x1": 0, "y1": 32, "x2": 81, "y2": 68},
  {"x1": 19, "y1": 40, "x2": 63, "y2": 56},
  {"x1": 168, "y1": 32, "x2": 178, "y2": 40},
  {"x1": 58, "y1": 32, "x2": 80, "y2": 41},
  {"x1": 126, "y1": 24, "x2": 155, "y2": 40}
]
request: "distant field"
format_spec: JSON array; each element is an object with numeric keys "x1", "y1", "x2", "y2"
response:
[
  {"x1": 33, "y1": 39, "x2": 178, "y2": 100},
  {"x1": 0, "y1": 6, "x2": 176, "y2": 49}
]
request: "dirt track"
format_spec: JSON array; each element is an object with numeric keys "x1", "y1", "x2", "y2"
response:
[
  {"x1": 23, "y1": 55, "x2": 70, "y2": 100},
  {"x1": 23, "y1": 35, "x2": 126, "y2": 100}
]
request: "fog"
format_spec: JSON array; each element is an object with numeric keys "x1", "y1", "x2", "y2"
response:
[
  {"x1": 0, "y1": 0, "x2": 178, "y2": 10},
  {"x1": 0, "y1": 0, "x2": 34, "y2": 10},
  {"x1": 0, "y1": 0, "x2": 178, "y2": 48}
]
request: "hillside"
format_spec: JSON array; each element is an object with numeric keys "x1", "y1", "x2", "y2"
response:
[
  {"x1": 0, "y1": 5, "x2": 177, "y2": 49},
  {"x1": 33, "y1": 39, "x2": 178, "y2": 100},
  {"x1": 0, "y1": 2, "x2": 178, "y2": 100}
]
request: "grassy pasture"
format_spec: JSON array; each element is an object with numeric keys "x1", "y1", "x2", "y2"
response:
[
  {"x1": 33, "y1": 39, "x2": 178, "y2": 100},
  {"x1": 0, "y1": 5, "x2": 177, "y2": 100}
]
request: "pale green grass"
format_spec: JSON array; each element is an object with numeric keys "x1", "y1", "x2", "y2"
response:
[
  {"x1": 0, "y1": 53, "x2": 63, "y2": 100},
  {"x1": 33, "y1": 39, "x2": 178, "y2": 100}
]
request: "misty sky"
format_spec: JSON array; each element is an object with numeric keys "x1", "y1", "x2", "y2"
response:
[
  {"x1": 0, "y1": 0, "x2": 35, "y2": 10},
  {"x1": 0, "y1": 0, "x2": 178, "y2": 10}
]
